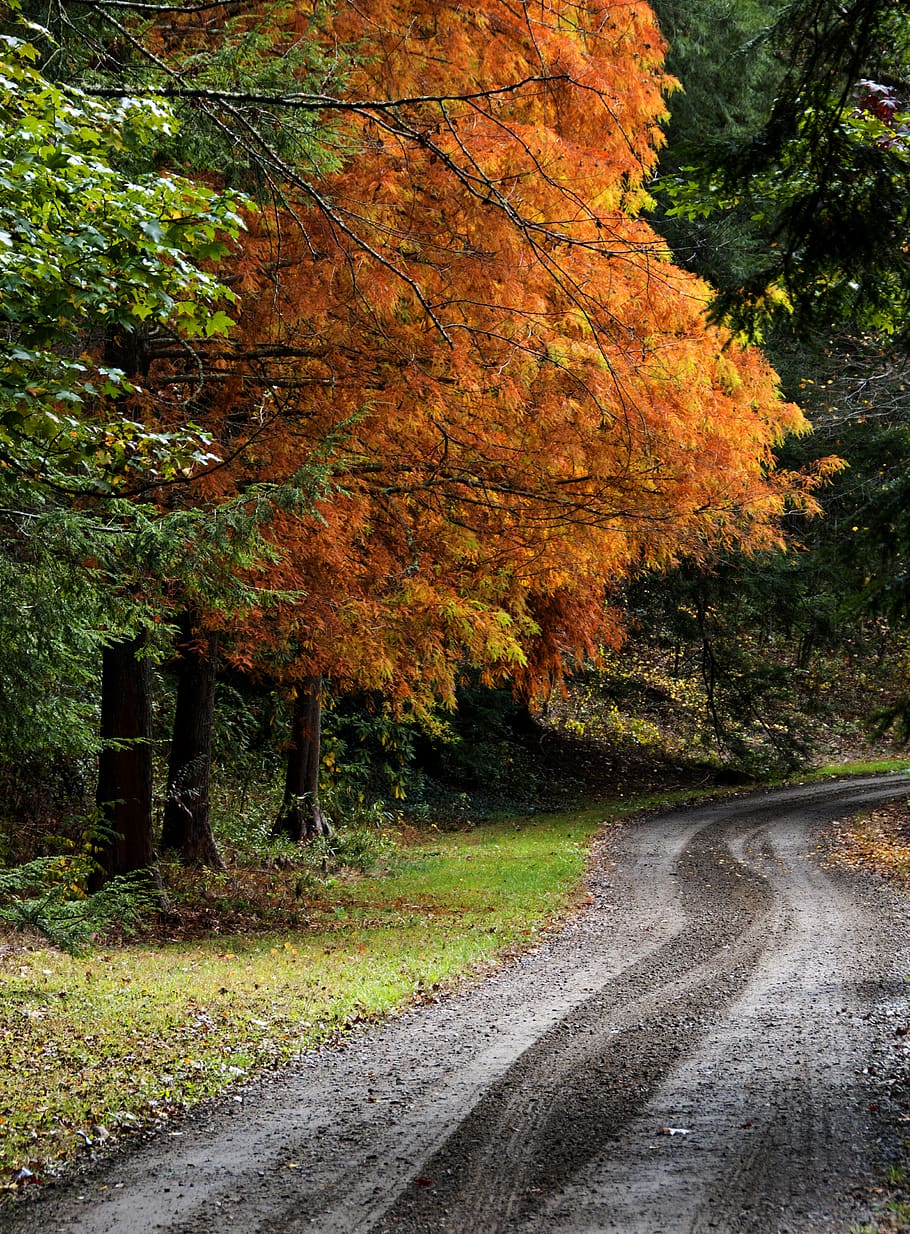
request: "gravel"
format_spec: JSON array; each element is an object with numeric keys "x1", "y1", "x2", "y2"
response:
[{"x1": 4, "y1": 774, "x2": 909, "y2": 1234}]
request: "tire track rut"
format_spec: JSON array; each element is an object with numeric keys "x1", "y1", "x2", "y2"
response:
[{"x1": 368, "y1": 818, "x2": 777, "y2": 1233}]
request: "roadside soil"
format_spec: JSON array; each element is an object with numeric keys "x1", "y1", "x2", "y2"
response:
[{"x1": 4, "y1": 775, "x2": 910, "y2": 1234}]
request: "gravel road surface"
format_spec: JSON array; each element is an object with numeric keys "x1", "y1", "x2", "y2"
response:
[{"x1": 4, "y1": 775, "x2": 910, "y2": 1234}]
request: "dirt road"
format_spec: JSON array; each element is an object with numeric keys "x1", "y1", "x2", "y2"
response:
[{"x1": 5, "y1": 776, "x2": 910, "y2": 1234}]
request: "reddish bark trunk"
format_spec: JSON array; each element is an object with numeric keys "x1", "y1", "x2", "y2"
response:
[
  {"x1": 274, "y1": 676, "x2": 332, "y2": 842},
  {"x1": 94, "y1": 632, "x2": 155, "y2": 882},
  {"x1": 161, "y1": 614, "x2": 224, "y2": 869}
]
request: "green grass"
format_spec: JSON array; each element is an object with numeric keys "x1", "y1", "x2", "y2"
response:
[
  {"x1": 807, "y1": 758, "x2": 910, "y2": 779},
  {"x1": 0, "y1": 810, "x2": 603, "y2": 1182}
]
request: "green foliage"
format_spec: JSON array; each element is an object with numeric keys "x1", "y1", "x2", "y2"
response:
[
  {"x1": 21, "y1": 0, "x2": 351, "y2": 198},
  {"x1": 870, "y1": 686, "x2": 910, "y2": 747},
  {"x1": 0, "y1": 508, "x2": 108, "y2": 758},
  {"x1": 322, "y1": 697, "x2": 421, "y2": 806},
  {"x1": 167, "y1": 0, "x2": 350, "y2": 191},
  {"x1": 308, "y1": 803, "x2": 398, "y2": 876},
  {"x1": 0, "y1": 29, "x2": 247, "y2": 488},
  {"x1": 205, "y1": 684, "x2": 413, "y2": 861},
  {"x1": 209, "y1": 781, "x2": 285, "y2": 857},
  {"x1": 208, "y1": 682, "x2": 285, "y2": 826},
  {"x1": 205, "y1": 684, "x2": 408, "y2": 857},
  {"x1": 0, "y1": 867, "x2": 156, "y2": 954},
  {"x1": 624, "y1": 557, "x2": 832, "y2": 775},
  {"x1": 775, "y1": 331, "x2": 910, "y2": 623},
  {"x1": 654, "y1": 0, "x2": 910, "y2": 336},
  {"x1": 126, "y1": 473, "x2": 332, "y2": 613},
  {"x1": 0, "y1": 755, "x2": 93, "y2": 868},
  {"x1": 653, "y1": 0, "x2": 782, "y2": 153},
  {"x1": 0, "y1": 20, "x2": 278, "y2": 772},
  {"x1": 409, "y1": 681, "x2": 541, "y2": 806},
  {"x1": 645, "y1": 1, "x2": 910, "y2": 765},
  {"x1": 0, "y1": 819, "x2": 156, "y2": 952},
  {"x1": 649, "y1": 0, "x2": 787, "y2": 298}
]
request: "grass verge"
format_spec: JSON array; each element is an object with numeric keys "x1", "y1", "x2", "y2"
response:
[
  {"x1": 808, "y1": 758, "x2": 910, "y2": 780},
  {"x1": 0, "y1": 809, "x2": 606, "y2": 1186}
]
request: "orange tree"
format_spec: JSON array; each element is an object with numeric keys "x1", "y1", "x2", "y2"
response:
[
  {"x1": 40, "y1": 0, "x2": 825, "y2": 864},
  {"x1": 153, "y1": 0, "x2": 825, "y2": 852}
]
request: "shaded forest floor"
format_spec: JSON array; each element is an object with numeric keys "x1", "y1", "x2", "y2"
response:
[{"x1": 413, "y1": 634, "x2": 906, "y2": 822}]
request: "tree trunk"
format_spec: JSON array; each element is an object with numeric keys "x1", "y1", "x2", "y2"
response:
[
  {"x1": 161, "y1": 614, "x2": 224, "y2": 869},
  {"x1": 274, "y1": 676, "x2": 332, "y2": 842},
  {"x1": 94, "y1": 632, "x2": 155, "y2": 882},
  {"x1": 695, "y1": 593, "x2": 725, "y2": 749}
]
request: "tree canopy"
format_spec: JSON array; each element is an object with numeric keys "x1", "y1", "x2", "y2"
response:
[
  {"x1": 0, "y1": 28, "x2": 246, "y2": 491},
  {"x1": 0, "y1": 0, "x2": 830, "y2": 871},
  {"x1": 132, "y1": 0, "x2": 820, "y2": 704},
  {"x1": 659, "y1": 0, "x2": 910, "y2": 337}
]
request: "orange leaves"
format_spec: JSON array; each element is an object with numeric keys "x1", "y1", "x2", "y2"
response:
[
  {"x1": 183, "y1": 0, "x2": 817, "y2": 708},
  {"x1": 825, "y1": 803, "x2": 910, "y2": 887}
]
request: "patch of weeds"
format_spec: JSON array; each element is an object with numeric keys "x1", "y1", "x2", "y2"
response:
[
  {"x1": 209, "y1": 775, "x2": 286, "y2": 859},
  {"x1": 302, "y1": 794, "x2": 402, "y2": 877},
  {"x1": 155, "y1": 860, "x2": 312, "y2": 936},
  {"x1": 309, "y1": 825, "x2": 396, "y2": 876},
  {"x1": 888, "y1": 1198, "x2": 910, "y2": 1224},
  {"x1": 863, "y1": 1198, "x2": 910, "y2": 1233},
  {"x1": 876, "y1": 1142, "x2": 910, "y2": 1232}
]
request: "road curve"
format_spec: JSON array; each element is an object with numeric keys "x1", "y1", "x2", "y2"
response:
[{"x1": 4, "y1": 775, "x2": 909, "y2": 1234}]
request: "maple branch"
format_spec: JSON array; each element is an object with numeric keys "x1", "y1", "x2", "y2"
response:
[
  {"x1": 149, "y1": 344, "x2": 330, "y2": 362},
  {"x1": 213, "y1": 104, "x2": 456, "y2": 345},
  {"x1": 345, "y1": 96, "x2": 685, "y2": 441},
  {"x1": 148, "y1": 374, "x2": 336, "y2": 388},
  {"x1": 341, "y1": 457, "x2": 680, "y2": 530},
  {"x1": 82, "y1": 0, "x2": 455, "y2": 343},
  {"x1": 67, "y1": 0, "x2": 679, "y2": 374},
  {"x1": 76, "y1": 0, "x2": 662, "y2": 295}
]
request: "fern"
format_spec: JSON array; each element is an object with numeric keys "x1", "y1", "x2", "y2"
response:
[{"x1": 0, "y1": 865, "x2": 157, "y2": 954}]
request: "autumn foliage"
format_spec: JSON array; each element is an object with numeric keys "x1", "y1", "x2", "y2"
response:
[
  {"x1": 0, "y1": 0, "x2": 832, "y2": 873},
  {"x1": 169, "y1": 0, "x2": 816, "y2": 712}
]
